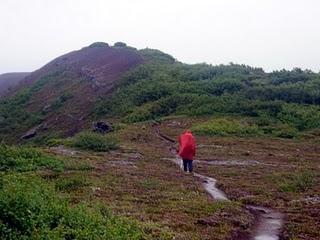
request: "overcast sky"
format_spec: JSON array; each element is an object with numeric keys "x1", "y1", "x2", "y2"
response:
[{"x1": 1, "y1": 0, "x2": 320, "y2": 73}]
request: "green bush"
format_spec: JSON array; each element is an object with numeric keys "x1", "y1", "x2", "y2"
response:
[
  {"x1": 55, "y1": 176, "x2": 91, "y2": 191},
  {"x1": 271, "y1": 124, "x2": 298, "y2": 139},
  {"x1": 2, "y1": 56, "x2": 320, "y2": 142},
  {"x1": 0, "y1": 144, "x2": 63, "y2": 172},
  {"x1": 277, "y1": 104, "x2": 320, "y2": 130},
  {"x1": 125, "y1": 104, "x2": 154, "y2": 123},
  {"x1": 92, "y1": 62, "x2": 320, "y2": 135},
  {"x1": 45, "y1": 138, "x2": 65, "y2": 147},
  {"x1": 192, "y1": 118, "x2": 262, "y2": 137},
  {"x1": 0, "y1": 70, "x2": 65, "y2": 142},
  {"x1": 278, "y1": 171, "x2": 317, "y2": 192},
  {"x1": 71, "y1": 132, "x2": 118, "y2": 152},
  {"x1": 0, "y1": 174, "x2": 144, "y2": 239}
]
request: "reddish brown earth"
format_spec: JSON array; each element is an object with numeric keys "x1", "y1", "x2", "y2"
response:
[
  {"x1": 43, "y1": 118, "x2": 320, "y2": 239},
  {"x1": 21, "y1": 44, "x2": 144, "y2": 94},
  {"x1": 158, "y1": 117, "x2": 320, "y2": 240},
  {"x1": 12, "y1": 44, "x2": 144, "y2": 136}
]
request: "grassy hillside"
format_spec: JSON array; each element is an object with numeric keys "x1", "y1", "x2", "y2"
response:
[
  {"x1": 2, "y1": 44, "x2": 320, "y2": 142},
  {"x1": 0, "y1": 43, "x2": 146, "y2": 141},
  {"x1": 0, "y1": 144, "x2": 144, "y2": 239},
  {"x1": 0, "y1": 44, "x2": 320, "y2": 239},
  {"x1": 94, "y1": 61, "x2": 320, "y2": 138}
]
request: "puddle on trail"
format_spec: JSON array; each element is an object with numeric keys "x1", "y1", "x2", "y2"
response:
[
  {"x1": 198, "y1": 144, "x2": 223, "y2": 148},
  {"x1": 197, "y1": 159, "x2": 270, "y2": 166},
  {"x1": 163, "y1": 157, "x2": 275, "y2": 167},
  {"x1": 193, "y1": 173, "x2": 229, "y2": 201},
  {"x1": 163, "y1": 156, "x2": 284, "y2": 240},
  {"x1": 302, "y1": 196, "x2": 320, "y2": 204},
  {"x1": 109, "y1": 160, "x2": 137, "y2": 168},
  {"x1": 50, "y1": 145, "x2": 79, "y2": 156},
  {"x1": 290, "y1": 196, "x2": 320, "y2": 204},
  {"x1": 247, "y1": 206, "x2": 284, "y2": 240},
  {"x1": 157, "y1": 129, "x2": 284, "y2": 240},
  {"x1": 163, "y1": 157, "x2": 228, "y2": 200}
]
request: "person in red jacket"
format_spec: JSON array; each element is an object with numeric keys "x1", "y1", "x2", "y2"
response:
[{"x1": 178, "y1": 130, "x2": 196, "y2": 173}]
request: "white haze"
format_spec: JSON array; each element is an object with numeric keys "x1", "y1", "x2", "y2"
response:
[{"x1": 1, "y1": 0, "x2": 320, "y2": 73}]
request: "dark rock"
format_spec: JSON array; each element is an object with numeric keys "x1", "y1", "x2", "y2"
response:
[
  {"x1": 89, "y1": 42, "x2": 109, "y2": 48},
  {"x1": 41, "y1": 123, "x2": 49, "y2": 131},
  {"x1": 21, "y1": 129, "x2": 37, "y2": 139},
  {"x1": 114, "y1": 42, "x2": 127, "y2": 47},
  {"x1": 42, "y1": 104, "x2": 51, "y2": 112},
  {"x1": 93, "y1": 121, "x2": 113, "y2": 133},
  {"x1": 20, "y1": 123, "x2": 49, "y2": 140},
  {"x1": 196, "y1": 218, "x2": 219, "y2": 226}
]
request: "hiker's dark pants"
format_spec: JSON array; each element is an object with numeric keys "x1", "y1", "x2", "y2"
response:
[{"x1": 183, "y1": 159, "x2": 193, "y2": 172}]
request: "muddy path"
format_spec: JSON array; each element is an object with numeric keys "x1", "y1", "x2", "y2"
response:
[{"x1": 155, "y1": 127, "x2": 284, "y2": 240}]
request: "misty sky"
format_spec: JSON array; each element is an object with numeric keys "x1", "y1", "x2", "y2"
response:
[{"x1": 1, "y1": 0, "x2": 320, "y2": 73}]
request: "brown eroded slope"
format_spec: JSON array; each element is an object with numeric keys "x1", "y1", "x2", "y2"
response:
[{"x1": 11, "y1": 43, "x2": 144, "y2": 136}]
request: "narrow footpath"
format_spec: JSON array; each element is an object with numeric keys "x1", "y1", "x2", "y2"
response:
[{"x1": 156, "y1": 127, "x2": 284, "y2": 240}]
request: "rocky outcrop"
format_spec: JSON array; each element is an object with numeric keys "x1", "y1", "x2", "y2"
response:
[
  {"x1": 20, "y1": 123, "x2": 48, "y2": 140},
  {"x1": 93, "y1": 121, "x2": 113, "y2": 133},
  {"x1": 21, "y1": 128, "x2": 37, "y2": 139}
]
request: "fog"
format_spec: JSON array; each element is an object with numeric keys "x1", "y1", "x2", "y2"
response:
[{"x1": 1, "y1": 0, "x2": 320, "y2": 73}]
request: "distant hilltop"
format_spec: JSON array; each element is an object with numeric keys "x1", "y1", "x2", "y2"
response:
[
  {"x1": 0, "y1": 42, "x2": 175, "y2": 140},
  {"x1": 0, "y1": 72, "x2": 30, "y2": 96},
  {"x1": 1, "y1": 41, "x2": 320, "y2": 143}
]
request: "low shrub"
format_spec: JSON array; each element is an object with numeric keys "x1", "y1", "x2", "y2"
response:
[
  {"x1": 71, "y1": 132, "x2": 118, "y2": 152},
  {"x1": 0, "y1": 174, "x2": 144, "y2": 239},
  {"x1": 55, "y1": 176, "x2": 91, "y2": 191},
  {"x1": 0, "y1": 144, "x2": 63, "y2": 172},
  {"x1": 192, "y1": 118, "x2": 261, "y2": 137},
  {"x1": 271, "y1": 124, "x2": 298, "y2": 139},
  {"x1": 45, "y1": 138, "x2": 65, "y2": 147},
  {"x1": 278, "y1": 104, "x2": 320, "y2": 130},
  {"x1": 278, "y1": 171, "x2": 317, "y2": 192}
]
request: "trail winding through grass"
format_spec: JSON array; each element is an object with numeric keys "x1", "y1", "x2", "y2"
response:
[{"x1": 156, "y1": 127, "x2": 284, "y2": 240}]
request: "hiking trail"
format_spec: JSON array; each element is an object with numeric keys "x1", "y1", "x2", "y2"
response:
[{"x1": 155, "y1": 126, "x2": 284, "y2": 240}]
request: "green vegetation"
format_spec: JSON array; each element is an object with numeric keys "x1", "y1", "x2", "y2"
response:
[
  {"x1": 0, "y1": 70, "x2": 68, "y2": 142},
  {"x1": 55, "y1": 176, "x2": 91, "y2": 191},
  {"x1": 192, "y1": 118, "x2": 261, "y2": 137},
  {"x1": 0, "y1": 130, "x2": 144, "y2": 239},
  {"x1": 191, "y1": 117, "x2": 302, "y2": 138},
  {"x1": 45, "y1": 92, "x2": 73, "y2": 113},
  {"x1": 3, "y1": 47, "x2": 320, "y2": 239},
  {"x1": 2, "y1": 48, "x2": 320, "y2": 140},
  {"x1": 0, "y1": 89, "x2": 43, "y2": 140},
  {"x1": 0, "y1": 174, "x2": 144, "y2": 239},
  {"x1": 0, "y1": 144, "x2": 63, "y2": 172},
  {"x1": 71, "y1": 132, "x2": 118, "y2": 152},
  {"x1": 94, "y1": 62, "x2": 320, "y2": 138},
  {"x1": 278, "y1": 171, "x2": 317, "y2": 193}
]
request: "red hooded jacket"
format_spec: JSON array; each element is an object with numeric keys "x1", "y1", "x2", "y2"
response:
[{"x1": 178, "y1": 131, "x2": 196, "y2": 160}]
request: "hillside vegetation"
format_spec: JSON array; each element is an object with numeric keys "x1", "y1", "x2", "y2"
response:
[
  {"x1": 1, "y1": 43, "x2": 320, "y2": 142},
  {"x1": 0, "y1": 43, "x2": 320, "y2": 239},
  {"x1": 0, "y1": 43, "x2": 145, "y2": 141},
  {"x1": 95, "y1": 61, "x2": 320, "y2": 138}
]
